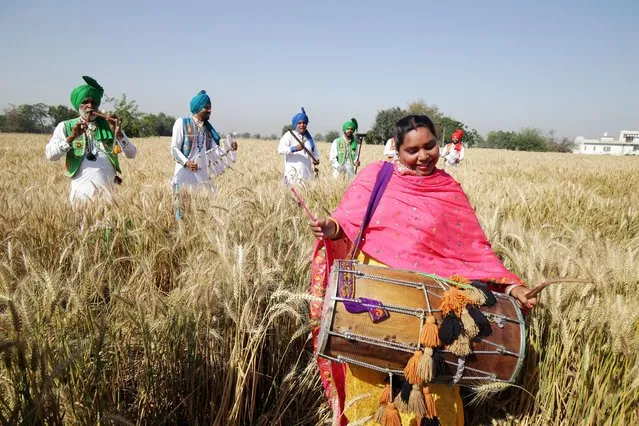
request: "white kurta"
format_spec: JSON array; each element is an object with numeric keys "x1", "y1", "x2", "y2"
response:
[
  {"x1": 329, "y1": 136, "x2": 356, "y2": 179},
  {"x1": 384, "y1": 138, "x2": 398, "y2": 160},
  {"x1": 442, "y1": 143, "x2": 465, "y2": 166},
  {"x1": 45, "y1": 121, "x2": 136, "y2": 203},
  {"x1": 277, "y1": 131, "x2": 318, "y2": 184},
  {"x1": 171, "y1": 117, "x2": 215, "y2": 192}
]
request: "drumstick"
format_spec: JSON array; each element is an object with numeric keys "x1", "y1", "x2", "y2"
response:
[
  {"x1": 525, "y1": 279, "x2": 592, "y2": 299},
  {"x1": 290, "y1": 187, "x2": 316, "y2": 221}
]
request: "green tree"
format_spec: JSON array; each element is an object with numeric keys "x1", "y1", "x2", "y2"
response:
[
  {"x1": 313, "y1": 133, "x2": 324, "y2": 141},
  {"x1": 325, "y1": 130, "x2": 340, "y2": 143},
  {"x1": 0, "y1": 114, "x2": 5, "y2": 131},
  {"x1": 1, "y1": 103, "x2": 50, "y2": 133},
  {"x1": 253, "y1": 133, "x2": 261, "y2": 139},
  {"x1": 515, "y1": 128, "x2": 547, "y2": 151},
  {"x1": 104, "y1": 94, "x2": 141, "y2": 137},
  {"x1": 138, "y1": 113, "x2": 175, "y2": 137},
  {"x1": 407, "y1": 100, "x2": 442, "y2": 121},
  {"x1": 281, "y1": 124, "x2": 293, "y2": 136},
  {"x1": 48, "y1": 105, "x2": 77, "y2": 125},
  {"x1": 370, "y1": 107, "x2": 408, "y2": 144},
  {"x1": 268, "y1": 134, "x2": 278, "y2": 141}
]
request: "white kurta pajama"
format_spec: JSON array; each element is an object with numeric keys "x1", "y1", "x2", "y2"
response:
[
  {"x1": 442, "y1": 143, "x2": 465, "y2": 167},
  {"x1": 45, "y1": 121, "x2": 136, "y2": 203},
  {"x1": 171, "y1": 117, "x2": 216, "y2": 193},
  {"x1": 277, "y1": 131, "x2": 318, "y2": 184}
]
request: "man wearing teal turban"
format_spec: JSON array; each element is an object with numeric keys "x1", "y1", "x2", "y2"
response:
[
  {"x1": 329, "y1": 118, "x2": 361, "y2": 179},
  {"x1": 45, "y1": 76, "x2": 137, "y2": 203},
  {"x1": 277, "y1": 107, "x2": 320, "y2": 185},
  {"x1": 171, "y1": 90, "x2": 233, "y2": 194}
]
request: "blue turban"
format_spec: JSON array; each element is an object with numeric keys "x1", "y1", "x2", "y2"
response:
[
  {"x1": 291, "y1": 107, "x2": 309, "y2": 127},
  {"x1": 190, "y1": 90, "x2": 211, "y2": 114}
]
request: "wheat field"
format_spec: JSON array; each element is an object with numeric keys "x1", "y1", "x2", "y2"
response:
[{"x1": 0, "y1": 133, "x2": 638, "y2": 425}]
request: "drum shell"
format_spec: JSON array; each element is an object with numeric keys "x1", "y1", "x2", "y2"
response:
[{"x1": 316, "y1": 260, "x2": 526, "y2": 385}]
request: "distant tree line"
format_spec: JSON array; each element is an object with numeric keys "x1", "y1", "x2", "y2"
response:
[
  {"x1": 0, "y1": 95, "x2": 176, "y2": 138},
  {"x1": 1, "y1": 96, "x2": 574, "y2": 151},
  {"x1": 368, "y1": 100, "x2": 573, "y2": 152}
]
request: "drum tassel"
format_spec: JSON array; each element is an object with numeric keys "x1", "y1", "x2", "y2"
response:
[
  {"x1": 404, "y1": 351, "x2": 423, "y2": 385},
  {"x1": 448, "y1": 334, "x2": 472, "y2": 357},
  {"x1": 460, "y1": 308, "x2": 480, "y2": 339},
  {"x1": 380, "y1": 402, "x2": 402, "y2": 426},
  {"x1": 408, "y1": 384, "x2": 426, "y2": 417},
  {"x1": 418, "y1": 348, "x2": 434, "y2": 382},
  {"x1": 439, "y1": 314, "x2": 463, "y2": 345},
  {"x1": 421, "y1": 386, "x2": 439, "y2": 425},
  {"x1": 419, "y1": 315, "x2": 440, "y2": 348}
]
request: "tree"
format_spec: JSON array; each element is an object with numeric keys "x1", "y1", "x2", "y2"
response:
[
  {"x1": 370, "y1": 107, "x2": 408, "y2": 144},
  {"x1": 48, "y1": 105, "x2": 77, "y2": 125},
  {"x1": 241, "y1": 132, "x2": 251, "y2": 138},
  {"x1": 104, "y1": 94, "x2": 142, "y2": 137},
  {"x1": 253, "y1": 133, "x2": 261, "y2": 139},
  {"x1": 268, "y1": 134, "x2": 278, "y2": 141},
  {"x1": 1, "y1": 103, "x2": 50, "y2": 133},
  {"x1": 407, "y1": 100, "x2": 442, "y2": 121},
  {"x1": 325, "y1": 130, "x2": 340, "y2": 143},
  {"x1": 515, "y1": 128, "x2": 547, "y2": 151},
  {"x1": 138, "y1": 112, "x2": 175, "y2": 137},
  {"x1": 314, "y1": 133, "x2": 324, "y2": 141},
  {"x1": 281, "y1": 124, "x2": 293, "y2": 136}
]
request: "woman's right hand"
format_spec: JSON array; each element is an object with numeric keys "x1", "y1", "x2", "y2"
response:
[{"x1": 309, "y1": 217, "x2": 337, "y2": 240}]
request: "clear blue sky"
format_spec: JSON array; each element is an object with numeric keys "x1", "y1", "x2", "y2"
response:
[{"x1": 1, "y1": 0, "x2": 637, "y2": 139}]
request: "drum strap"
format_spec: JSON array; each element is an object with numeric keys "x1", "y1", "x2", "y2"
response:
[{"x1": 348, "y1": 161, "x2": 394, "y2": 259}]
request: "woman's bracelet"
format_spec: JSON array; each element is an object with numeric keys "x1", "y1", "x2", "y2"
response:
[{"x1": 327, "y1": 217, "x2": 341, "y2": 239}]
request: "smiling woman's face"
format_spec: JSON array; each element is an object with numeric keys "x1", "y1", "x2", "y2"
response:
[{"x1": 397, "y1": 127, "x2": 439, "y2": 176}]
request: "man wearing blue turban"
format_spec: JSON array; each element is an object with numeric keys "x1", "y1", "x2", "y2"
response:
[
  {"x1": 171, "y1": 90, "x2": 230, "y2": 193},
  {"x1": 277, "y1": 107, "x2": 320, "y2": 184},
  {"x1": 45, "y1": 76, "x2": 137, "y2": 203}
]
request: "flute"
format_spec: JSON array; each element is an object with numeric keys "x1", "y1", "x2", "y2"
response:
[{"x1": 87, "y1": 110, "x2": 118, "y2": 124}]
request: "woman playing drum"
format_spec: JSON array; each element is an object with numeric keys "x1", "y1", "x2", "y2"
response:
[{"x1": 309, "y1": 115, "x2": 537, "y2": 426}]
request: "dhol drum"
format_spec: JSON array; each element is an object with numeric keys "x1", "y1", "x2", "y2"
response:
[{"x1": 316, "y1": 260, "x2": 526, "y2": 385}]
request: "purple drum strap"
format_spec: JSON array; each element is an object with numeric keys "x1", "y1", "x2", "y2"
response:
[{"x1": 348, "y1": 161, "x2": 394, "y2": 260}]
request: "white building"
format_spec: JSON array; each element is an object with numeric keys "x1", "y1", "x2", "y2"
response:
[{"x1": 575, "y1": 130, "x2": 639, "y2": 155}]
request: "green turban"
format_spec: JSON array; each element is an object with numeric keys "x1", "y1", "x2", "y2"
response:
[
  {"x1": 70, "y1": 76, "x2": 104, "y2": 111},
  {"x1": 342, "y1": 117, "x2": 358, "y2": 133}
]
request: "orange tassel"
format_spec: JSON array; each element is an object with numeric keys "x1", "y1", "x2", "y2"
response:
[
  {"x1": 440, "y1": 287, "x2": 472, "y2": 317},
  {"x1": 113, "y1": 144, "x2": 122, "y2": 154},
  {"x1": 422, "y1": 386, "x2": 437, "y2": 418},
  {"x1": 404, "y1": 350, "x2": 423, "y2": 385},
  {"x1": 420, "y1": 315, "x2": 440, "y2": 348},
  {"x1": 381, "y1": 402, "x2": 403, "y2": 426},
  {"x1": 449, "y1": 274, "x2": 470, "y2": 285},
  {"x1": 379, "y1": 383, "x2": 391, "y2": 405}
]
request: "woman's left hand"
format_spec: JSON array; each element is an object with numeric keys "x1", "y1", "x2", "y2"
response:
[{"x1": 510, "y1": 285, "x2": 537, "y2": 310}]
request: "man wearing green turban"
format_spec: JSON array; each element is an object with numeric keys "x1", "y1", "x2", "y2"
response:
[
  {"x1": 329, "y1": 118, "x2": 361, "y2": 178},
  {"x1": 45, "y1": 76, "x2": 137, "y2": 203}
]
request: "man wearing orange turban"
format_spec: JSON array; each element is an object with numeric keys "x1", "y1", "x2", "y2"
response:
[{"x1": 442, "y1": 128, "x2": 465, "y2": 167}]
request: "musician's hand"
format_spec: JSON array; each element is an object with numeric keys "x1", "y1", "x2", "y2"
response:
[
  {"x1": 296, "y1": 143, "x2": 304, "y2": 152},
  {"x1": 510, "y1": 286, "x2": 537, "y2": 310},
  {"x1": 109, "y1": 116, "x2": 124, "y2": 140},
  {"x1": 355, "y1": 160, "x2": 360, "y2": 167},
  {"x1": 231, "y1": 141, "x2": 238, "y2": 151},
  {"x1": 185, "y1": 160, "x2": 199, "y2": 172},
  {"x1": 310, "y1": 217, "x2": 337, "y2": 240},
  {"x1": 313, "y1": 158, "x2": 320, "y2": 166},
  {"x1": 69, "y1": 121, "x2": 87, "y2": 140}
]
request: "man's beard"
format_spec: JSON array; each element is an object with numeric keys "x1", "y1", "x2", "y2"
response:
[{"x1": 79, "y1": 106, "x2": 98, "y2": 122}]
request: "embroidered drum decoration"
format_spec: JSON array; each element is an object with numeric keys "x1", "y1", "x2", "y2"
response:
[{"x1": 316, "y1": 260, "x2": 526, "y2": 385}]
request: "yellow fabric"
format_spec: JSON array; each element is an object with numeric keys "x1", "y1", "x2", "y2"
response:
[{"x1": 343, "y1": 252, "x2": 465, "y2": 426}]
